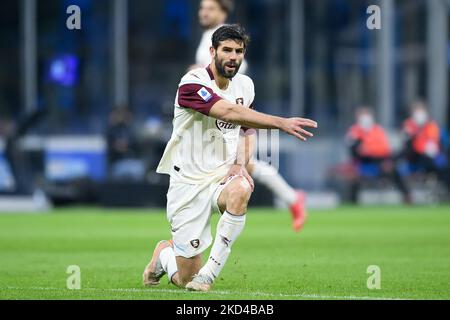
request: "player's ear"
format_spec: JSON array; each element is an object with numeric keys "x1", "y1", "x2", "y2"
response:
[{"x1": 210, "y1": 46, "x2": 215, "y2": 59}]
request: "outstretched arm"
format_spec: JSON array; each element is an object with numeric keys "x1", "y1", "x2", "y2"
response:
[{"x1": 209, "y1": 100, "x2": 317, "y2": 141}]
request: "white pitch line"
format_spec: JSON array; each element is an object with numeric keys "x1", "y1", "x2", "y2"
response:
[{"x1": 2, "y1": 286, "x2": 407, "y2": 300}]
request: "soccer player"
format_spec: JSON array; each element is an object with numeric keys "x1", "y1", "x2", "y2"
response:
[
  {"x1": 142, "y1": 25, "x2": 317, "y2": 292},
  {"x1": 191, "y1": 0, "x2": 308, "y2": 232}
]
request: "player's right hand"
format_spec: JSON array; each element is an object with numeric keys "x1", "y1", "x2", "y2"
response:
[{"x1": 281, "y1": 117, "x2": 318, "y2": 141}]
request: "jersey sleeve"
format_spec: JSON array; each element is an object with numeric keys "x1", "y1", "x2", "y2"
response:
[{"x1": 177, "y1": 71, "x2": 223, "y2": 116}]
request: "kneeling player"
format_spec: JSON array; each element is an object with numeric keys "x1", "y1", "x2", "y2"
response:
[{"x1": 143, "y1": 24, "x2": 317, "y2": 291}]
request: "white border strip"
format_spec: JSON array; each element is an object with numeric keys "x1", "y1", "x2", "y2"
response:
[{"x1": 3, "y1": 286, "x2": 408, "y2": 300}]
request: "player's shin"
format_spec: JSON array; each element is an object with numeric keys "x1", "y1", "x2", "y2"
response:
[{"x1": 199, "y1": 211, "x2": 246, "y2": 281}]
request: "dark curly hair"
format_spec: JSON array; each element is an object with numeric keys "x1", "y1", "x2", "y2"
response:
[{"x1": 212, "y1": 24, "x2": 250, "y2": 50}]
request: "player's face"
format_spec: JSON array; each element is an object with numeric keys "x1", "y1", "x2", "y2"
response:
[
  {"x1": 213, "y1": 40, "x2": 245, "y2": 79},
  {"x1": 199, "y1": 0, "x2": 226, "y2": 29}
]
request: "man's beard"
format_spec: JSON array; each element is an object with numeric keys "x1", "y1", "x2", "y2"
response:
[
  {"x1": 214, "y1": 57, "x2": 241, "y2": 79},
  {"x1": 201, "y1": 22, "x2": 214, "y2": 30}
]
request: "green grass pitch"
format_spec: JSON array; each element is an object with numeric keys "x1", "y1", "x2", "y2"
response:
[{"x1": 0, "y1": 206, "x2": 449, "y2": 300}]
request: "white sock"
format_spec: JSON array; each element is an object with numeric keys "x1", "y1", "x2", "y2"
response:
[
  {"x1": 159, "y1": 247, "x2": 178, "y2": 281},
  {"x1": 251, "y1": 160, "x2": 297, "y2": 205},
  {"x1": 199, "y1": 211, "x2": 246, "y2": 281}
]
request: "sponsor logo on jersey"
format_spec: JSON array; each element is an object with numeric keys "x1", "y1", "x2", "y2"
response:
[
  {"x1": 216, "y1": 119, "x2": 238, "y2": 131},
  {"x1": 215, "y1": 98, "x2": 244, "y2": 132},
  {"x1": 197, "y1": 87, "x2": 213, "y2": 102},
  {"x1": 190, "y1": 239, "x2": 200, "y2": 249}
]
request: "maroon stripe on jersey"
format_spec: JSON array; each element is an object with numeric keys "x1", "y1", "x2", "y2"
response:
[
  {"x1": 178, "y1": 84, "x2": 222, "y2": 116},
  {"x1": 206, "y1": 66, "x2": 214, "y2": 80}
]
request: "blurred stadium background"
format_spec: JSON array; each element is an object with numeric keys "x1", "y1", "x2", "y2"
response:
[{"x1": 0, "y1": 0, "x2": 449, "y2": 211}]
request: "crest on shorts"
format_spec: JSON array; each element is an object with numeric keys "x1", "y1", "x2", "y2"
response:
[
  {"x1": 190, "y1": 239, "x2": 200, "y2": 249},
  {"x1": 236, "y1": 98, "x2": 244, "y2": 105}
]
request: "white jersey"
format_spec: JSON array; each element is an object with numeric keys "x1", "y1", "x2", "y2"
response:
[
  {"x1": 157, "y1": 66, "x2": 255, "y2": 185},
  {"x1": 195, "y1": 25, "x2": 248, "y2": 75}
]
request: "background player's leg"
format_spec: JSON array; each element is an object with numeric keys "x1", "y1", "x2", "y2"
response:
[
  {"x1": 247, "y1": 159, "x2": 297, "y2": 205},
  {"x1": 247, "y1": 159, "x2": 307, "y2": 231},
  {"x1": 187, "y1": 177, "x2": 251, "y2": 291}
]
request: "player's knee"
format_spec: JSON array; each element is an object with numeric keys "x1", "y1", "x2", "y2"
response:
[
  {"x1": 231, "y1": 177, "x2": 252, "y2": 199},
  {"x1": 227, "y1": 178, "x2": 252, "y2": 210}
]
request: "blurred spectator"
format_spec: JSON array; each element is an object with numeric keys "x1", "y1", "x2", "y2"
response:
[
  {"x1": 106, "y1": 106, "x2": 145, "y2": 181},
  {"x1": 346, "y1": 107, "x2": 411, "y2": 203},
  {"x1": 1, "y1": 109, "x2": 47, "y2": 195},
  {"x1": 400, "y1": 101, "x2": 449, "y2": 189},
  {"x1": 0, "y1": 118, "x2": 16, "y2": 193},
  {"x1": 189, "y1": 0, "x2": 248, "y2": 74}
]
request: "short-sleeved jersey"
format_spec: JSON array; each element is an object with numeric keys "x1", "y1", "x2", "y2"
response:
[
  {"x1": 156, "y1": 66, "x2": 255, "y2": 184},
  {"x1": 195, "y1": 25, "x2": 248, "y2": 75}
]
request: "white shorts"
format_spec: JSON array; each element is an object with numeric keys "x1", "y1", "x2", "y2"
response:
[{"x1": 166, "y1": 175, "x2": 240, "y2": 258}]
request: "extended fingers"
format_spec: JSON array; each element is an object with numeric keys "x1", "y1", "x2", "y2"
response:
[
  {"x1": 296, "y1": 118, "x2": 318, "y2": 128},
  {"x1": 290, "y1": 130, "x2": 307, "y2": 141},
  {"x1": 296, "y1": 127, "x2": 314, "y2": 137}
]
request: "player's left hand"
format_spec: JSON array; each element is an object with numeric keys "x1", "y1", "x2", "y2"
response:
[{"x1": 221, "y1": 164, "x2": 254, "y2": 192}]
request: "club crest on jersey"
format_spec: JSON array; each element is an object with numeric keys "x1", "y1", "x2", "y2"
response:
[
  {"x1": 197, "y1": 87, "x2": 212, "y2": 102},
  {"x1": 190, "y1": 239, "x2": 200, "y2": 249}
]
